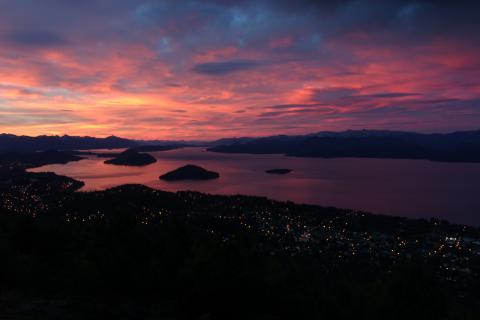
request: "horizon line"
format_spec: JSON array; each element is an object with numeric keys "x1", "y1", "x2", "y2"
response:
[{"x1": 2, "y1": 128, "x2": 480, "y2": 142}]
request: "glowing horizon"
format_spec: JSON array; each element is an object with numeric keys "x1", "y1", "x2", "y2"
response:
[{"x1": 0, "y1": 1, "x2": 479, "y2": 140}]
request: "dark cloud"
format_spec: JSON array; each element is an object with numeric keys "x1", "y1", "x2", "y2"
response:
[
  {"x1": 413, "y1": 98, "x2": 462, "y2": 104},
  {"x1": 309, "y1": 88, "x2": 360, "y2": 103},
  {"x1": 268, "y1": 103, "x2": 325, "y2": 110},
  {"x1": 259, "y1": 108, "x2": 330, "y2": 117},
  {"x1": 192, "y1": 59, "x2": 261, "y2": 75},
  {"x1": 137, "y1": 117, "x2": 172, "y2": 124},
  {"x1": 363, "y1": 93, "x2": 420, "y2": 98},
  {"x1": 260, "y1": 103, "x2": 338, "y2": 118},
  {"x1": 5, "y1": 31, "x2": 68, "y2": 47},
  {"x1": 309, "y1": 88, "x2": 422, "y2": 104},
  {"x1": 1, "y1": 1, "x2": 479, "y2": 66}
]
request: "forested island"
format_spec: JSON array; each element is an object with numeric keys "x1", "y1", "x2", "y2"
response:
[
  {"x1": 104, "y1": 149, "x2": 157, "y2": 166},
  {"x1": 160, "y1": 164, "x2": 220, "y2": 181}
]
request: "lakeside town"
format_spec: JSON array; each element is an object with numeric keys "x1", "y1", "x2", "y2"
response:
[
  {"x1": 1, "y1": 150, "x2": 479, "y2": 318},
  {"x1": 2, "y1": 165, "x2": 479, "y2": 291}
]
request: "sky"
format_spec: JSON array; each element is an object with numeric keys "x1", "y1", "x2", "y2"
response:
[{"x1": 0, "y1": 0, "x2": 479, "y2": 139}]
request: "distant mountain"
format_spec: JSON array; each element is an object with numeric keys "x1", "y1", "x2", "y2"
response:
[
  {"x1": 208, "y1": 129, "x2": 480, "y2": 163},
  {"x1": 4, "y1": 130, "x2": 480, "y2": 163},
  {"x1": 0, "y1": 134, "x2": 137, "y2": 152},
  {"x1": 0, "y1": 134, "x2": 203, "y2": 153}
]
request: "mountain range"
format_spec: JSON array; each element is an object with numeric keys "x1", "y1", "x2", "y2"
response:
[
  {"x1": 208, "y1": 129, "x2": 480, "y2": 163},
  {"x1": 2, "y1": 129, "x2": 480, "y2": 163}
]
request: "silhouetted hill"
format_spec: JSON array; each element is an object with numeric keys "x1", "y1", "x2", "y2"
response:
[
  {"x1": 160, "y1": 164, "x2": 220, "y2": 181},
  {"x1": 0, "y1": 134, "x2": 137, "y2": 152},
  {"x1": 104, "y1": 150, "x2": 157, "y2": 166},
  {"x1": 208, "y1": 129, "x2": 480, "y2": 162}
]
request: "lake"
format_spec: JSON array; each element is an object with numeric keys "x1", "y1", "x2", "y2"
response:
[{"x1": 29, "y1": 147, "x2": 480, "y2": 226}]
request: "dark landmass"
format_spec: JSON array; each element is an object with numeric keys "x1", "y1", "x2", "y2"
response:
[
  {"x1": 0, "y1": 133, "x2": 205, "y2": 153},
  {"x1": 0, "y1": 150, "x2": 84, "y2": 169},
  {"x1": 0, "y1": 167, "x2": 84, "y2": 193},
  {"x1": 266, "y1": 169, "x2": 292, "y2": 174},
  {"x1": 0, "y1": 168, "x2": 479, "y2": 319},
  {"x1": 208, "y1": 129, "x2": 480, "y2": 163},
  {"x1": 160, "y1": 164, "x2": 220, "y2": 181},
  {"x1": 4, "y1": 129, "x2": 480, "y2": 163},
  {"x1": 0, "y1": 134, "x2": 137, "y2": 152},
  {"x1": 104, "y1": 150, "x2": 157, "y2": 166}
]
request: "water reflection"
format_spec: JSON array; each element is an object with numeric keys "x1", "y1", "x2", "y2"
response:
[{"x1": 29, "y1": 147, "x2": 480, "y2": 225}]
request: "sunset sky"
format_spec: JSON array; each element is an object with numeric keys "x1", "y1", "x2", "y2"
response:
[{"x1": 0, "y1": 0, "x2": 479, "y2": 139}]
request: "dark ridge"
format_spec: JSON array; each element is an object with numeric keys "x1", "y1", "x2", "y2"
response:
[
  {"x1": 208, "y1": 129, "x2": 480, "y2": 163},
  {"x1": 0, "y1": 134, "x2": 137, "y2": 152},
  {"x1": 160, "y1": 164, "x2": 220, "y2": 181}
]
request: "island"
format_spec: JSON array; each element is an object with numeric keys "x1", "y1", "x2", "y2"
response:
[
  {"x1": 104, "y1": 149, "x2": 157, "y2": 166},
  {"x1": 159, "y1": 164, "x2": 220, "y2": 181},
  {"x1": 266, "y1": 169, "x2": 292, "y2": 174}
]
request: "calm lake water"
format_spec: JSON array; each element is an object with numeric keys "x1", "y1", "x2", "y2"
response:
[{"x1": 29, "y1": 147, "x2": 480, "y2": 226}]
